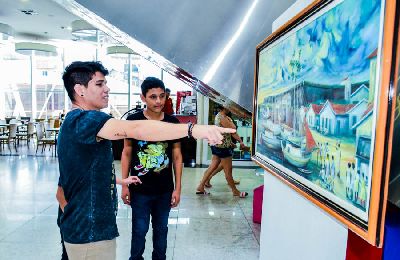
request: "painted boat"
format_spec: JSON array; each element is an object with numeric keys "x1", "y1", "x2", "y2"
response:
[
  {"x1": 281, "y1": 139, "x2": 312, "y2": 168},
  {"x1": 287, "y1": 134, "x2": 303, "y2": 146},
  {"x1": 281, "y1": 122, "x2": 316, "y2": 168},
  {"x1": 281, "y1": 124, "x2": 302, "y2": 146},
  {"x1": 281, "y1": 124, "x2": 293, "y2": 140},
  {"x1": 266, "y1": 119, "x2": 281, "y2": 135},
  {"x1": 261, "y1": 130, "x2": 281, "y2": 150}
]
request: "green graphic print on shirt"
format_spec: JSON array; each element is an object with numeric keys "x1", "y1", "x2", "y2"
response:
[{"x1": 134, "y1": 141, "x2": 170, "y2": 176}]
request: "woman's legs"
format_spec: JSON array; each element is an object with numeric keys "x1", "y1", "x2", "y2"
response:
[
  {"x1": 205, "y1": 163, "x2": 223, "y2": 187},
  {"x1": 197, "y1": 155, "x2": 221, "y2": 192},
  {"x1": 220, "y1": 157, "x2": 241, "y2": 195},
  {"x1": 205, "y1": 164, "x2": 240, "y2": 188}
]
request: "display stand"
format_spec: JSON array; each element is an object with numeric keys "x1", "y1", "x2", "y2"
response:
[{"x1": 259, "y1": 173, "x2": 347, "y2": 260}]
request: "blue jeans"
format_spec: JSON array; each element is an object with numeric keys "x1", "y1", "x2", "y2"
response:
[{"x1": 129, "y1": 192, "x2": 172, "y2": 260}]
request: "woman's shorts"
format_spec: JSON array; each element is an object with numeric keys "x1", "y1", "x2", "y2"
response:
[{"x1": 211, "y1": 146, "x2": 233, "y2": 158}]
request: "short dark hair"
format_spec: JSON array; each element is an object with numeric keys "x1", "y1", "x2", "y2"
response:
[
  {"x1": 165, "y1": 88, "x2": 171, "y2": 93},
  {"x1": 62, "y1": 61, "x2": 109, "y2": 102},
  {"x1": 141, "y1": 77, "x2": 165, "y2": 96}
]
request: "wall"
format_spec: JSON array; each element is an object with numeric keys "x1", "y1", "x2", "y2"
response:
[
  {"x1": 259, "y1": 1, "x2": 348, "y2": 259},
  {"x1": 260, "y1": 173, "x2": 348, "y2": 260}
]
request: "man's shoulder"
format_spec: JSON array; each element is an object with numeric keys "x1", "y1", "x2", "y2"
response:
[
  {"x1": 62, "y1": 109, "x2": 111, "y2": 128},
  {"x1": 126, "y1": 110, "x2": 145, "y2": 121},
  {"x1": 67, "y1": 109, "x2": 109, "y2": 119}
]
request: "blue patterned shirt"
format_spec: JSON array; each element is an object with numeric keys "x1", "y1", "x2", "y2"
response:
[{"x1": 57, "y1": 109, "x2": 118, "y2": 244}]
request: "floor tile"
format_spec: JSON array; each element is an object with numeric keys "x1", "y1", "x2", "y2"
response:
[{"x1": 0, "y1": 156, "x2": 263, "y2": 259}]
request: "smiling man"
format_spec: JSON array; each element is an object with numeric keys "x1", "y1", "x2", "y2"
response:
[{"x1": 56, "y1": 61, "x2": 235, "y2": 260}]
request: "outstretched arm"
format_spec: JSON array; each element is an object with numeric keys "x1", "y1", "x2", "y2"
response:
[{"x1": 97, "y1": 119, "x2": 235, "y2": 145}]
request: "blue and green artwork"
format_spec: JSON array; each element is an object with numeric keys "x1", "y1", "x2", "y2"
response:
[{"x1": 255, "y1": 0, "x2": 383, "y2": 221}]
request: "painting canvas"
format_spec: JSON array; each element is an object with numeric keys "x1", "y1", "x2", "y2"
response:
[{"x1": 252, "y1": 0, "x2": 398, "y2": 244}]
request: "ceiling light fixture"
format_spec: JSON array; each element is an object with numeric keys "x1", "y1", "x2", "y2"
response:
[
  {"x1": 0, "y1": 23, "x2": 14, "y2": 40},
  {"x1": 15, "y1": 42, "x2": 58, "y2": 56},
  {"x1": 71, "y1": 19, "x2": 98, "y2": 41},
  {"x1": 106, "y1": 45, "x2": 137, "y2": 55}
]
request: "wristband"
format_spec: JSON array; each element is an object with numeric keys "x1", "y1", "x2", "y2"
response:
[{"x1": 188, "y1": 122, "x2": 195, "y2": 138}]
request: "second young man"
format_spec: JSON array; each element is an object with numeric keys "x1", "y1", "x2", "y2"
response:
[{"x1": 121, "y1": 77, "x2": 182, "y2": 260}]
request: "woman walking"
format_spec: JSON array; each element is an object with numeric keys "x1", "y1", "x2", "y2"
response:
[{"x1": 196, "y1": 106, "x2": 248, "y2": 198}]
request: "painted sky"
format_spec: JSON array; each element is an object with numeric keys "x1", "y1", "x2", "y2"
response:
[{"x1": 258, "y1": 0, "x2": 382, "y2": 93}]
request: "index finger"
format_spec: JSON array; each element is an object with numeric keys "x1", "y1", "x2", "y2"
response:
[{"x1": 220, "y1": 127, "x2": 236, "y2": 134}]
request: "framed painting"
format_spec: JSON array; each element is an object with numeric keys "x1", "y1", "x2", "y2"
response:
[{"x1": 252, "y1": 0, "x2": 398, "y2": 246}]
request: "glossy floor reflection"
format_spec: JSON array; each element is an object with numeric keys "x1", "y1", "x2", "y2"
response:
[{"x1": 0, "y1": 155, "x2": 262, "y2": 260}]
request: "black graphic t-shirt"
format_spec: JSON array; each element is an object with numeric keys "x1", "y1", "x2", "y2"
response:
[{"x1": 127, "y1": 111, "x2": 180, "y2": 194}]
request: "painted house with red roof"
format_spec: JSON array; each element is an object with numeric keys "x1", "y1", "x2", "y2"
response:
[
  {"x1": 318, "y1": 100, "x2": 356, "y2": 135},
  {"x1": 306, "y1": 103, "x2": 323, "y2": 129}
]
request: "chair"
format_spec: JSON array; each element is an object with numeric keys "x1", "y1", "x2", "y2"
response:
[
  {"x1": 5, "y1": 117, "x2": 15, "y2": 124},
  {"x1": 0, "y1": 124, "x2": 18, "y2": 152},
  {"x1": 0, "y1": 120, "x2": 7, "y2": 135},
  {"x1": 35, "y1": 122, "x2": 56, "y2": 154},
  {"x1": 48, "y1": 119, "x2": 55, "y2": 129},
  {"x1": 20, "y1": 116, "x2": 31, "y2": 123},
  {"x1": 16, "y1": 122, "x2": 36, "y2": 145},
  {"x1": 54, "y1": 119, "x2": 60, "y2": 128}
]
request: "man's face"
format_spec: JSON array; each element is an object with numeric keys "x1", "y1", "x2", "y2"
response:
[
  {"x1": 84, "y1": 71, "x2": 109, "y2": 110},
  {"x1": 141, "y1": 87, "x2": 166, "y2": 113}
]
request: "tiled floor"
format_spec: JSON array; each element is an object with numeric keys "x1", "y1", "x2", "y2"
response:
[{"x1": 0, "y1": 147, "x2": 262, "y2": 260}]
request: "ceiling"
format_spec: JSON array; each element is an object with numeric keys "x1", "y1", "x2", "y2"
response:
[
  {"x1": 0, "y1": 0, "x2": 297, "y2": 113},
  {"x1": 74, "y1": 0, "x2": 297, "y2": 112},
  {"x1": 0, "y1": 0, "x2": 80, "y2": 41}
]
